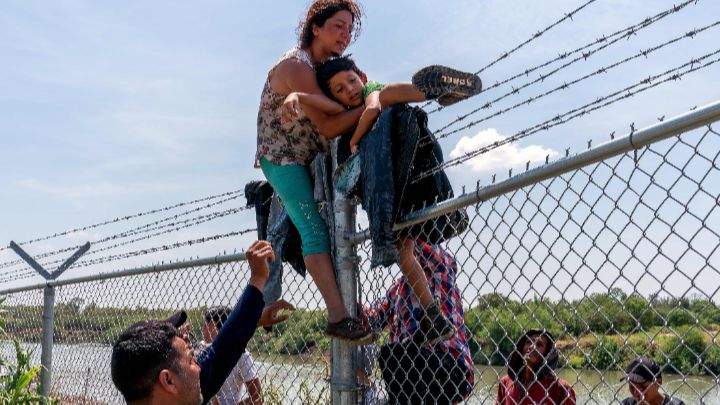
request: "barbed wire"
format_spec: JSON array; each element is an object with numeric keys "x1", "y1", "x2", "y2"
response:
[
  {"x1": 428, "y1": 19, "x2": 720, "y2": 144},
  {"x1": 0, "y1": 193, "x2": 244, "y2": 270},
  {"x1": 71, "y1": 227, "x2": 257, "y2": 269},
  {"x1": 1, "y1": 192, "x2": 276, "y2": 284},
  {"x1": 476, "y1": 0, "x2": 600, "y2": 75},
  {"x1": 0, "y1": 189, "x2": 244, "y2": 252},
  {"x1": 411, "y1": 48, "x2": 720, "y2": 182},
  {"x1": 0, "y1": 226, "x2": 258, "y2": 283},
  {"x1": 426, "y1": 0, "x2": 699, "y2": 118},
  {"x1": 0, "y1": 205, "x2": 251, "y2": 283},
  {"x1": 420, "y1": 0, "x2": 599, "y2": 111}
]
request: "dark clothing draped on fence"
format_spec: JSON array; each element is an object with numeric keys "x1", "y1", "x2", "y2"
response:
[{"x1": 344, "y1": 104, "x2": 468, "y2": 268}]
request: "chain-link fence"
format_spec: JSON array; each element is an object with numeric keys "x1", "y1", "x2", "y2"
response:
[
  {"x1": 351, "y1": 109, "x2": 720, "y2": 404},
  {"x1": 0, "y1": 257, "x2": 333, "y2": 404},
  {"x1": 1, "y1": 105, "x2": 719, "y2": 404}
]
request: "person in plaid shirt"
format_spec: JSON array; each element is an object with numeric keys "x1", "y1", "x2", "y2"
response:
[{"x1": 363, "y1": 240, "x2": 474, "y2": 404}]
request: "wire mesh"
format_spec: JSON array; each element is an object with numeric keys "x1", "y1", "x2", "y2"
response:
[
  {"x1": 356, "y1": 125, "x2": 720, "y2": 404},
  {"x1": 0, "y1": 127, "x2": 719, "y2": 404},
  {"x1": 0, "y1": 259, "x2": 330, "y2": 404}
]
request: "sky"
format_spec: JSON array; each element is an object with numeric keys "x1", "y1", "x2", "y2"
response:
[{"x1": 0, "y1": 0, "x2": 719, "y2": 301}]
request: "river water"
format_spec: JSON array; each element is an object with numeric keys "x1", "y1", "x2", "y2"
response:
[{"x1": 3, "y1": 343, "x2": 718, "y2": 404}]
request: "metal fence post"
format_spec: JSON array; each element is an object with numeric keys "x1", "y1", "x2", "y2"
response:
[
  {"x1": 331, "y1": 146, "x2": 359, "y2": 404},
  {"x1": 40, "y1": 285, "x2": 55, "y2": 397},
  {"x1": 8, "y1": 240, "x2": 90, "y2": 398}
]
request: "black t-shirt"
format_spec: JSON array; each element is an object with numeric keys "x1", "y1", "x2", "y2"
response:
[{"x1": 620, "y1": 395, "x2": 685, "y2": 405}]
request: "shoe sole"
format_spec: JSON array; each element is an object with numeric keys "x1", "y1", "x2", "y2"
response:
[{"x1": 412, "y1": 65, "x2": 482, "y2": 106}]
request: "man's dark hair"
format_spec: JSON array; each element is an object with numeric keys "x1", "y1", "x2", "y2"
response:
[
  {"x1": 111, "y1": 321, "x2": 181, "y2": 402},
  {"x1": 205, "y1": 306, "x2": 232, "y2": 329},
  {"x1": 297, "y1": 0, "x2": 364, "y2": 49},
  {"x1": 315, "y1": 55, "x2": 363, "y2": 99}
]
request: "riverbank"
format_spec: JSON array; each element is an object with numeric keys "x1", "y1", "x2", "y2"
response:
[
  {"x1": 2, "y1": 343, "x2": 716, "y2": 405},
  {"x1": 4, "y1": 292, "x2": 719, "y2": 375}
]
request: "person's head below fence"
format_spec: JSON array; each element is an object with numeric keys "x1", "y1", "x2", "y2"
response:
[
  {"x1": 110, "y1": 240, "x2": 291, "y2": 405},
  {"x1": 202, "y1": 306, "x2": 231, "y2": 343},
  {"x1": 621, "y1": 357, "x2": 686, "y2": 405},
  {"x1": 508, "y1": 329, "x2": 559, "y2": 382},
  {"x1": 111, "y1": 312, "x2": 202, "y2": 405},
  {"x1": 298, "y1": 0, "x2": 363, "y2": 55},
  {"x1": 497, "y1": 329, "x2": 576, "y2": 405}
]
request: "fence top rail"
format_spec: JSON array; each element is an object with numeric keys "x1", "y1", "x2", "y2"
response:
[
  {"x1": 347, "y1": 99, "x2": 720, "y2": 244},
  {"x1": 0, "y1": 252, "x2": 247, "y2": 295}
]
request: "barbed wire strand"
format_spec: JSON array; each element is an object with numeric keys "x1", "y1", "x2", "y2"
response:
[
  {"x1": 0, "y1": 224, "x2": 259, "y2": 284},
  {"x1": 0, "y1": 189, "x2": 244, "y2": 252},
  {"x1": 420, "y1": 0, "x2": 599, "y2": 111},
  {"x1": 411, "y1": 49, "x2": 720, "y2": 183},
  {"x1": 426, "y1": 0, "x2": 699, "y2": 118},
  {"x1": 1, "y1": 194, "x2": 275, "y2": 283},
  {"x1": 0, "y1": 193, "x2": 245, "y2": 270},
  {"x1": 428, "y1": 20, "x2": 720, "y2": 144}
]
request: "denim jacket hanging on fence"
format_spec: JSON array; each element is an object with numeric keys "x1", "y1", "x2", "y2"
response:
[
  {"x1": 245, "y1": 152, "x2": 335, "y2": 304},
  {"x1": 338, "y1": 104, "x2": 468, "y2": 268}
]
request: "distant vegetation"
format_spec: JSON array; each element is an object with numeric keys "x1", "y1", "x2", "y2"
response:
[{"x1": 3, "y1": 289, "x2": 719, "y2": 375}]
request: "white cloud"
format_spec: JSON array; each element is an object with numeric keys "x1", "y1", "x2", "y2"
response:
[{"x1": 449, "y1": 128, "x2": 558, "y2": 173}]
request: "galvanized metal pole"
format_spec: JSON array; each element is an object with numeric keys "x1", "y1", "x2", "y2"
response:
[
  {"x1": 331, "y1": 146, "x2": 359, "y2": 404},
  {"x1": 7, "y1": 240, "x2": 90, "y2": 398},
  {"x1": 40, "y1": 285, "x2": 55, "y2": 397}
]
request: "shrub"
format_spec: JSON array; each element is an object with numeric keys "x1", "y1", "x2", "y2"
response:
[
  {"x1": 661, "y1": 328, "x2": 707, "y2": 374},
  {"x1": 667, "y1": 309, "x2": 696, "y2": 327},
  {"x1": 591, "y1": 337, "x2": 622, "y2": 370},
  {"x1": 703, "y1": 343, "x2": 720, "y2": 375}
]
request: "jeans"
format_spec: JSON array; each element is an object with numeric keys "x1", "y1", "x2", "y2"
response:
[{"x1": 348, "y1": 105, "x2": 468, "y2": 268}]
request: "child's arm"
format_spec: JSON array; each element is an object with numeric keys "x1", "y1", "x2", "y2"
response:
[
  {"x1": 378, "y1": 82, "x2": 426, "y2": 106},
  {"x1": 349, "y1": 91, "x2": 382, "y2": 154},
  {"x1": 282, "y1": 92, "x2": 345, "y2": 123},
  {"x1": 349, "y1": 83, "x2": 426, "y2": 153}
]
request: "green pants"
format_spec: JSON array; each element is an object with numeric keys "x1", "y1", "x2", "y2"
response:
[{"x1": 260, "y1": 157, "x2": 330, "y2": 256}]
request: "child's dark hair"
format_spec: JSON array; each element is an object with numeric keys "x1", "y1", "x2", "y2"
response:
[
  {"x1": 297, "y1": 0, "x2": 364, "y2": 49},
  {"x1": 315, "y1": 55, "x2": 362, "y2": 98}
]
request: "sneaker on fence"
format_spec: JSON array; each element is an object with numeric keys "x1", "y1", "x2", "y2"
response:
[
  {"x1": 412, "y1": 65, "x2": 482, "y2": 107},
  {"x1": 325, "y1": 316, "x2": 375, "y2": 345},
  {"x1": 414, "y1": 303, "x2": 455, "y2": 346}
]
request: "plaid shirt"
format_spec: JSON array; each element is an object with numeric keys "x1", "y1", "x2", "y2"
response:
[{"x1": 365, "y1": 240, "x2": 474, "y2": 388}]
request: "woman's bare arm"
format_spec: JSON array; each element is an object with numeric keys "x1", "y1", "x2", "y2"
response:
[
  {"x1": 377, "y1": 82, "x2": 426, "y2": 106},
  {"x1": 274, "y1": 59, "x2": 364, "y2": 138},
  {"x1": 282, "y1": 92, "x2": 345, "y2": 123}
]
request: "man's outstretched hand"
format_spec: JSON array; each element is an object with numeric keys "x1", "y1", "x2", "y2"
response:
[
  {"x1": 247, "y1": 240, "x2": 275, "y2": 291},
  {"x1": 258, "y1": 299, "x2": 295, "y2": 327}
]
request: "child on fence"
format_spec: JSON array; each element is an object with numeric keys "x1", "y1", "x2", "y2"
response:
[
  {"x1": 282, "y1": 56, "x2": 481, "y2": 344},
  {"x1": 282, "y1": 56, "x2": 481, "y2": 154}
]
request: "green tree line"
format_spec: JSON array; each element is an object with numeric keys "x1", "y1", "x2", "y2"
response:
[{"x1": 3, "y1": 290, "x2": 719, "y2": 375}]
